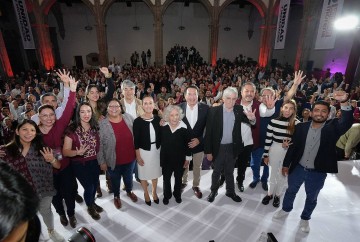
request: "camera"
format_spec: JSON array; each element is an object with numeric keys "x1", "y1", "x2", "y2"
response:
[{"x1": 68, "y1": 227, "x2": 96, "y2": 242}]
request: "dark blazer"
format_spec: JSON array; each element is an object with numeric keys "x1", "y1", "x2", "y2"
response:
[
  {"x1": 179, "y1": 102, "x2": 209, "y2": 154},
  {"x1": 160, "y1": 124, "x2": 191, "y2": 167},
  {"x1": 283, "y1": 108, "x2": 353, "y2": 174},
  {"x1": 133, "y1": 115, "x2": 161, "y2": 151},
  {"x1": 204, "y1": 104, "x2": 252, "y2": 159}
]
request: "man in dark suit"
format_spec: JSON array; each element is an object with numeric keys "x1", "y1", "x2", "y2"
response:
[
  {"x1": 205, "y1": 87, "x2": 256, "y2": 203},
  {"x1": 180, "y1": 86, "x2": 209, "y2": 199},
  {"x1": 273, "y1": 93, "x2": 352, "y2": 233}
]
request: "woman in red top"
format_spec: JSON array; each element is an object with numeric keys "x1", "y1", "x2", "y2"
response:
[
  {"x1": 38, "y1": 76, "x2": 77, "y2": 229},
  {"x1": 63, "y1": 102, "x2": 103, "y2": 220},
  {"x1": 98, "y1": 99, "x2": 138, "y2": 209}
]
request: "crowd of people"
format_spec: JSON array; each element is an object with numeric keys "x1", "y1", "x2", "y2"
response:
[
  {"x1": 166, "y1": 45, "x2": 204, "y2": 67},
  {"x1": 0, "y1": 57, "x2": 359, "y2": 241}
]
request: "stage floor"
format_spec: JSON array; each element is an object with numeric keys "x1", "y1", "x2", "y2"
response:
[{"x1": 39, "y1": 160, "x2": 360, "y2": 242}]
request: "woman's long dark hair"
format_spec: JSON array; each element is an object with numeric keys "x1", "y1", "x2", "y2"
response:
[
  {"x1": 67, "y1": 102, "x2": 99, "y2": 134},
  {"x1": 0, "y1": 162, "x2": 40, "y2": 241},
  {"x1": 6, "y1": 120, "x2": 44, "y2": 158}
]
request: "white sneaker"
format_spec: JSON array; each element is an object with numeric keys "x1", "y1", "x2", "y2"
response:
[
  {"x1": 300, "y1": 219, "x2": 310, "y2": 233},
  {"x1": 273, "y1": 209, "x2": 289, "y2": 219},
  {"x1": 48, "y1": 229, "x2": 65, "y2": 242}
]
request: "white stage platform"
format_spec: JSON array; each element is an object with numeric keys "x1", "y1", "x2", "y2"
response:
[{"x1": 39, "y1": 160, "x2": 360, "y2": 242}]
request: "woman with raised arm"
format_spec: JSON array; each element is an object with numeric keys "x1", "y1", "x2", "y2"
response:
[
  {"x1": 38, "y1": 75, "x2": 77, "y2": 230},
  {"x1": 84, "y1": 67, "x2": 115, "y2": 196}
]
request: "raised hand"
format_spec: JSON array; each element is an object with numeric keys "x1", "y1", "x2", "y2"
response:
[
  {"x1": 40, "y1": 147, "x2": 55, "y2": 163},
  {"x1": 293, "y1": 70, "x2": 306, "y2": 86},
  {"x1": 333, "y1": 90, "x2": 348, "y2": 102},
  {"x1": 76, "y1": 144, "x2": 89, "y2": 156},
  {"x1": 69, "y1": 75, "x2": 79, "y2": 92},
  {"x1": 263, "y1": 94, "x2": 276, "y2": 109},
  {"x1": 244, "y1": 108, "x2": 256, "y2": 121},
  {"x1": 99, "y1": 67, "x2": 109, "y2": 76},
  {"x1": 56, "y1": 69, "x2": 70, "y2": 85}
]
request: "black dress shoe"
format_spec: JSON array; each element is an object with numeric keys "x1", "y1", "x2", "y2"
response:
[
  {"x1": 163, "y1": 198, "x2": 169, "y2": 205},
  {"x1": 75, "y1": 194, "x2": 84, "y2": 203},
  {"x1": 69, "y1": 216, "x2": 77, "y2": 228},
  {"x1": 262, "y1": 182, "x2": 268, "y2": 191},
  {"x1": 93, "y1": 203, "x2": 104, "y2": 213},
  {"x1": 175, "y1": 197, "x2": 182, "y2": 203},
  {"x1": 237, "y1": 183, "x2": 245, "y2": 192},
  {"x1": 273, "y1": 196, "x2": 280, "y2": 207},
  {"x1": 60, "y1": 215, "x2": 68, "y2": 226},
  {"x1": 87, "y1": 205, "x2": 100, "y2": 220},
  {"x1": 207, "y1": 191, "x2": 218, "y2": 203},
  {"x1": 249, "y1": 180, "x2": 259, "y2": 189},
  {"x1": 261, "y1": 195, "x2": 273, "y2": 205},
  {"x1": 225, "y1": 193, "x2": 242, "y2": 202}
]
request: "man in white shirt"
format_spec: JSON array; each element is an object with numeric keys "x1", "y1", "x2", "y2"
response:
[
  {"x1": 179, "y1": 86, "x2": 209, "y2": 199},
  {"x1": 119, "y1": 80, "x2": 144, "y2": 119}
]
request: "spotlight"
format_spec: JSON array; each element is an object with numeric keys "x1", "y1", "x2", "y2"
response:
[{"x1": 334, "y1": 15, "x2": 359, "y2": 30}]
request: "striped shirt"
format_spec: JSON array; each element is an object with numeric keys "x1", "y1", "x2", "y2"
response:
[{"x1": 263, "y1": 117, "x2": 299, "y2": 157}]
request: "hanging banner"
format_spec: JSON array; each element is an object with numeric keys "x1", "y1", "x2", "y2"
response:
[
  {"x1": 12, "y1": 0, "x2": 35, "y2": 49},
  {"x1": 274, "y1": 0, "x2": 291, "y2": 50},
  {"x1": 315, "y1": 0, "x2": 344, "y2": 50}
]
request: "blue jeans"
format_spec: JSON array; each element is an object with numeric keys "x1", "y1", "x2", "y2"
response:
[
  {"x1": 107, "y1": 160, "x2": 136, "y2": 197},
  {"x1": 250, "y1": 147, "x2": 269, "y2": 183},
  {"x1": 282, "y1": 164, "x2": 327, "y2": 220},
  {"x1": 72, "y1": 159, "x2": 100, "y2": 207}
]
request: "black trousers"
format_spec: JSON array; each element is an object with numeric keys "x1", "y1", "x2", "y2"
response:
[
  {"x1": 162, "y1": 164, "x2": 184, "y2": 199},
  {"x1": 236, "y1": 145, "x2": 253, "y2": 184},
  {"x1": 211, "y1": 144, "x2": 237, "y2": 194},
  {"x1": 52, "y1": 165, "x2": 76, "y2": 216}
]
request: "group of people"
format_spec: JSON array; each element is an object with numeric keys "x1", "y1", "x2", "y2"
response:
[{"x1": 0, "y1": 57, "x2": 359, "y2": 242}]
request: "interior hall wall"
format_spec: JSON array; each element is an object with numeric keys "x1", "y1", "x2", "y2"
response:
[
  {"x1": 217, "y1": 4, "x2": 262, "y2": 62},
  {"x1": 48, "y1": 3, "x2": 98, "y2": 68},
  {"x1": 48, "y1": 2, "x2": 263, "y2": 68}
]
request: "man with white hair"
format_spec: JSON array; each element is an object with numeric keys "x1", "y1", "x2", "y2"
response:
[
  {"x1": 205, "y1": 87, "x2": 256, "y2": 203},
  {"x1": 120, "y1": 80, "x2": 144, "y2": 119}
]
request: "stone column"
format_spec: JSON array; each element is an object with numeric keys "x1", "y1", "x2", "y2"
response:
[
  {"x1": 294, "y1": 0, "x2": 323, "y2": 70},
  {"x1": 153, "y1": 3, "x2": 163, "y2": 66},
  {"x1": 32, "y1": 9, "x2": 55, "y2": 70},
  {"x1": 93, "y1": 1, "x2": 108, "y2": 67},
  {"x1": 94, "y1": 18, "x2": 108, "y2": 67},
  {"x1": 208, "y1": 10, "x2": 219, "y2": 66},
  {"x1": 208, "y1": 2, "x2": 220, "y2": 66}
]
